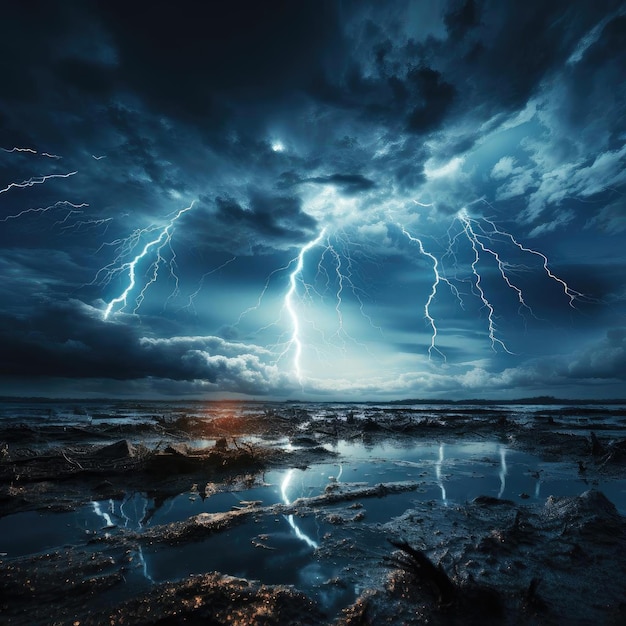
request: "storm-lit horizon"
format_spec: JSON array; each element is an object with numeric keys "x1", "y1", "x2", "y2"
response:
[{"x1": 1, "y1": 1, "x2": 625, "y2": 401}]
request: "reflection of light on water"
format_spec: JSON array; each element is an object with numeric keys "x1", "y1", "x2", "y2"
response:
[
  {"x1": 335, "y1": 462, "x2": 343, "y2": 482},
  {"x1": 498, "y1": 446, "x2": 508, "y2": 498},
  {"x1": 119, "y1": 493, "x2": 154, "y2": 582},
  {"x1": 92, "y1": 500, "x2": 115, "y2": 528},
  {"x1": 92, "y1": 495, "x2": 154, "y2": 582},
  {"x1": 435, "y1": 443, "x2": 447, "y2": 505},
  {"x1": 281, "y1": 469, "x2": 319, "y2": 549},
  {"x1": 534, "y1": 473, "x2": 541, "y2": 498}
]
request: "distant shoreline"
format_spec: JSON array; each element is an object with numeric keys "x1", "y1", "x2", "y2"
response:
[{"x1": 1, "y1": 395, "x2": 625, "y2": 406}]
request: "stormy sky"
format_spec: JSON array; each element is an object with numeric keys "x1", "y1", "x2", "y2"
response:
[{"x1": 1, "y1": 0, "x2": 625, "y2": 400}]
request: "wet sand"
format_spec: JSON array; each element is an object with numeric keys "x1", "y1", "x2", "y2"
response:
[{"x1": 1, "y1": 401, "x2": 626, "y2": 625}]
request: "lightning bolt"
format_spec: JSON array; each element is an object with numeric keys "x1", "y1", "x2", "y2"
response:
[
  {"x1": 1, "y1": 147, "x2": 116, "y2": 249},
  {"x1": 3, "y1": 141, "x2": 586, "y2": 386},
  {"x1": 1, "y1": 146, "x2": 61, "y2": 159},
  {"x1": 280, "y1": 469, "x2": 319, "y2": 549},
  {"x1": 0, "y1": 171, "x2": 77, "y2": 195},
  {"x1": 497, "y1": 445, "x2": 508, "y2": 499},
  {"x1": 323, "y1": 230, "x2": 380, "y2": 350},
  {"x1": 456, "y1": 210, "x2": 514, "y2": 354},
  {"x1": 2, "y1": 147, "x2": 37, "y2": 154},
  {"x1": 394, "y1": 200, "x2": 585, "y2": 359},
  {"x1": 101, "y1": 200, "x2": 196, "y2": 319},
  {"x1": 399, "y1": 225, "x2": 450, "y2": 361},
  {"x1": 457, "y1": 209, "x2": 537, "y2": 321},
  {"x1": 0, "y1": 200, "x2": 89, "y2": 223},
  {"x1": 281, "y1": 227, "x2": 327, "y2": 383},
  {"x1": 237, "y1": 213, "x2": 384, "y2": 387},
  {"x1": 452, "y1": 208, "x2": 583, "y2": 349},
  {"x1": 435, "y1": 443, "x2": 447, "y2": 505},
  {"x1": 472, "y1": 211, "x2": 584, "y2": 307},
  {"x1": 91, "y1": 500, "x2": 115, "y2": 528}
]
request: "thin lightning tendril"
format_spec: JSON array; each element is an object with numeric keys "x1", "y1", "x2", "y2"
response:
[
  {"x1": 475, "y1": 212, "x2": 584, "y2": 307},
  {"x1": 2, "y1": 146, "x2": 61, "y2": 159},
  {"x1": 0, "y1": 171, "x2": 77, "y2": 195},
  {"x1": 183, "y1": 256, "x2": 237, "y2": 314},
  {"x1": 1, "y1": 149, "x2": 110, "y2": 236},
  {"x1": 0, "y1": 200, "x2": 89, "y2": 223}
]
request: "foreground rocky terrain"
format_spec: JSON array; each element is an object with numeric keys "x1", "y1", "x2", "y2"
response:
[{"x1": 1, "y1": 402, "x2": 625, "y2": 624}]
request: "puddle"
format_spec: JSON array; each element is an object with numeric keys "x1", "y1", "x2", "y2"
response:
[
  {"x1": 2, "y1": 439, "x2": 626, "y2": 616},
  {"x1": 0, "y1": 509, "x2": 103, "y2": 558}
]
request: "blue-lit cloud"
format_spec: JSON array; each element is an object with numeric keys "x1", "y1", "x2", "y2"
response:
[{"x1": 0, "y1": 0, "x2": 625, "y2": 399}]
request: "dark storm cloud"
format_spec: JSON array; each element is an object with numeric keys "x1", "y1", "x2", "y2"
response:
[
  {"x1": 567, "y1": 328, "x2": 626, "y2": 381},
  {"x1": 444, "y1": 0, "x2": 481, "y2": 40},
  {"x1": 55, "y1": 58, "x2": 116, "y2": 96},
  {"x1": 405, "y1": 67, "x2": 456, "y2": 134},
  {"x1": 563, "y1": 11, "x2": 626, "y2": 149},
  {"x1": 187, "y1": 191, "x2": 318, "y2": 252},
  {"x1": 302, "y1": 174, "x2": 377, "y2": 195},
  {"x1": 2, "y1": 1, "x2": 622, "y2": 152},
  {"x1": 0, "y1": 300, "x2": 288, "y2": 394},
  {"x1": 93, "y1": 0, "x2": 343, "y2": 124}
]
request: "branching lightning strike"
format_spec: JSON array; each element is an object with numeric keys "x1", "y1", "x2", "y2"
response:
[
  {"x1": 465, "y1": 210, "x2": 584, "y2": 307},
  {"x1": 399, "y1": 225, "x2": 452, "y2": 361},
  {"x1": 456, "y1": 210, "x2": 514, "y2": 354},
  {"x1": 100, "y1": 200, "x2": 196, "y2": 319},
  {"x1": 395, "y1": 203, "x2": 584, "y2": 359},
  {"x1": 240, "y1": 223, "x2": 383, "y2": 383}
]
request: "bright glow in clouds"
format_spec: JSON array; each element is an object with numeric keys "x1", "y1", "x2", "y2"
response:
[
  {"x1": 424, "y1": 156, "x2": 464, "y2": 179},
  {"x1": 95, "y1": 184, "x2": 584, "y2": 390}
]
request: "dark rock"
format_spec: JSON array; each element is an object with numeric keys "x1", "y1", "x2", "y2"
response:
[
  {"x1": 93, "y1": 440, "x2": 135, "y2": 459},
  {"x1": 472, "y1": 495, "x2": 515, "y2": 506},
  {"x1": 163, "y1": 443, "x2": 190, "y2": 456}
]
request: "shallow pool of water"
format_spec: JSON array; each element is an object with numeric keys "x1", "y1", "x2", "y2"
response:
[{"x1": 2, "y1": 439, "x2": 626, "y2": 615}]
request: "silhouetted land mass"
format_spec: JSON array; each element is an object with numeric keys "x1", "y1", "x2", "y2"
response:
[
  {"x1": 1, "y1": 395, "x2": 625, "y2": 405},
  {"x1": 387, "y1": 396, "x2": 626, "y2": 406}
]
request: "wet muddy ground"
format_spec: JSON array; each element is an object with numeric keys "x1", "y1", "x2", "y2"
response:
[{"x1": 1, "y1": 402, "x2": 626, "y2": 624}]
